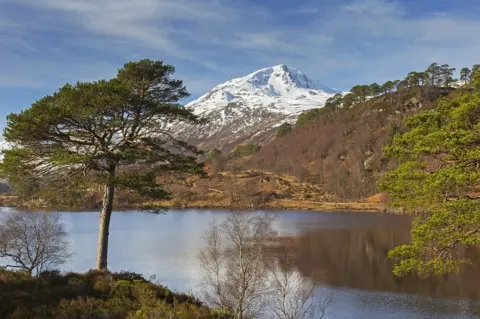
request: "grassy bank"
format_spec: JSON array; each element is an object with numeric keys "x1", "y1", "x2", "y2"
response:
[
  {"x1": 147, "y1": 198, "x2": 381, "y2": 212},
  {"x1": 2, "y1": 195, "x2": 381, "y2": 213},
  {"x1": 0, "y1": 268, "x2": 229, "y2": 318},
  {"x1": 1, "y1": 197, "x2": 382, "y2": 213}
]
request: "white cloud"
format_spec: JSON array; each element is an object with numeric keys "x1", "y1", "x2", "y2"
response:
[
  {"x1": 14, "y1": 0, "x2": 236, "y2": 61},
  {"x1": 0, "y1": 0, "x2": 479, "y2": 93}
]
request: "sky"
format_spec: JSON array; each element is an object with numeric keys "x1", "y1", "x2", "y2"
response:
[{"x1": 0, "y1": 0, "x2": 479, "y2": 138}]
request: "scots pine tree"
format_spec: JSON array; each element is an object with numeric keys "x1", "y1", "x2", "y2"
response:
[
  {"x1": 460, "y1": 67, "x2": 471, "y2": 84},
  {"x1": 0, "y1": 59, "x2": 204, "y2": 270},
  {"x1": 379, "y1": 88, "x2": 480, "y2": 277}
]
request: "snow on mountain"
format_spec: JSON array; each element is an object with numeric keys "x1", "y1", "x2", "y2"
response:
[
  {"x1": 188, "y1": 64, "x2": 338, "y2": 115},
  {"x1": 0, "y1": 141, "x2": 9, "y2": 152},
  {"x1": 175, "y1": 64, "x2": 339, "y2": 150},
  {"x1": 0, "y1": 141, "x2": 10, "y2": 161}
]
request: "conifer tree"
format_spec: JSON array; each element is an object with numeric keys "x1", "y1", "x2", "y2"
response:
[
  {"x1": 426, "y1": 63, "x2": 442, "y2": 86},
  {"x1": 342, "y1": 93, "x2": 356, "y2": 108},
  {"x1": 381, "y1": 81, "x2": 394, "y2": 95},
  {"x1": 276, "y1": 122, "x2": 293, "y2": 138},
  {"x1": 460, "y1": 67, "x2": 471, "y2": 84},
  {"x1": 379, "y1": 88, "x2": 480, "y2": 277},
  {"x1": 393, "y1": 80, "x2": 401, "y2": 91},
  {"x1": 0, "y1": 59, "x2": 204, "y2": 270},
  {"x1": 324, "y1": 93, "x2": 344, "y2": 109},
  {"x1": 439, "y1": 64, "x2": 456, "y2": 88},
  {"x1": 350, "y1": 85, "x2": 370, "y2": 103},
  {"x1": 369, "y1": 83, "x2": 382, "y2": 96},
  {"x1": 405, "y1": 72, "x2": 421, "y2": 88},
  {"x1": 471, "y1": 64, "x2": 480, "y2": 85}
]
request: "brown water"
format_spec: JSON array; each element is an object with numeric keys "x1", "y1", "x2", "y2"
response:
[{"x1": 1, "y1": 208, "x2": 479, "y2": 318}]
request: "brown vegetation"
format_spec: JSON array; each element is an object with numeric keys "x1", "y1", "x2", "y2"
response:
[
  {"x1": 0, "y1": 195, "x2": 16, "y2": 206},
  {"x1": 151, "y1": 168, "x2": 334, "y2": 210},
  {"x1": 244, "y1": 87, "x2": 455, "y2": 202},
  {"x1": 5, "y1": 167, "x2": 382, "y2": 212}
]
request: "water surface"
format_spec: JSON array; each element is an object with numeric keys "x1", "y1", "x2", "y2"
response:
[{"x1": 1, "y1": 208, "x2": 479, "y2": 319}]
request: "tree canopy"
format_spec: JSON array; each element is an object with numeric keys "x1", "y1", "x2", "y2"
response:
[
  {"x1": 379, "y1": 86, "x2": 480, "y2": 277},
  {"x1": 230, "y1": 143, "x2": 261, "y2": 159},
  {"x1": 295, "y1": 108, "x2": 332, "y2": 128},
  {"x1": 324, "y1": 93, "x2": 344, "y2": 110},
  {"x1": 276, "y1": 122, "x2": 293, "y2": 138},
  {"x1": 0, "y1": 59, "x2": 205, "y2": 270}
]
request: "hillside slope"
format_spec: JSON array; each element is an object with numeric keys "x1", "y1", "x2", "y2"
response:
[{"x1": 244, "y1": 87, "x2": 458, "y2": 201}]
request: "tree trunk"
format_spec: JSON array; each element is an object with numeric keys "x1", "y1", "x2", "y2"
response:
[{"x1": 96, "y1": 177, "x2": 115, "y2": 270}]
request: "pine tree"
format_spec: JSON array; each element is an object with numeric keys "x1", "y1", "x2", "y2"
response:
[
  {"x1": 472, "y1": 64, "x2": 480, "y2": 75},
  {"x1": 471, "y1": 64, "x2": 480, "y2": 86},
  {"x1": 460, "y1": 67, "x2": 471, "y2": 84},
  {"x1": 379, "y1": 89, "x2": 480, "y2": 277},
  {"x1": 405, "y1": 72, "x2": 421, "y2": 88},
  {"x1": 393, "y1": 80, "x2": 401, "y2": 91},
  {"x1": 425, "y1": 63, "x2": 441, "y2": 86},
  {"x1": 418, "y1": 72, "x2": 429, "y2": 87},
  {"x1": 369, "y1": 83, "x2": 382, "y2": 96},
  {"x1": 396, "y1": 80, "x2": 408, "y2": 91},
  {"x1": 380, "y1": 81, "x2": 395, "y2": 103},
  {"x1": 342, "y1": 93, "x2": 356, "y2": 108},
  {"x1": 0, "y1": 59, "x2": 205, "y2": 270},
  {"x1": 276, "y1": 122, "x2": 293, "y2": 138},
  {"x1": 350, "y1": 85, "x2": 370, "y2": 103},
  {"x1": 439, "y1": 64, "x2": 456, "y2": 88},
  {"x1": 380, "y1": 81, "x2": 394, "y2": 95},
  {"x1": 324, "y1": 93, "x2": 344, "y2": 109}
]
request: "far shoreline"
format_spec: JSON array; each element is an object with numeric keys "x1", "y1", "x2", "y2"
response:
[{"x1": 0, "y1": 195, "x2": 383, "y2": 213}]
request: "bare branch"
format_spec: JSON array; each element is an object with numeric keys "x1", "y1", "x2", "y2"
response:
[
  {"x1": 199, "y1": 212, "x2": 332, "y2": 319},
  {"x1": 0, "y1": 212, "x2": 71, "y2": 275}
]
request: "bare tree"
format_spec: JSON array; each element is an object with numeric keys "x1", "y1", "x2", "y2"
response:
[
  {"x1": 266, "y1": 248, "x2": 331, "y2": 319},
  {"x1": 199, "y1": 213, "x2": 332, "y2": 319},
  {"x1": 310, "y1": 292, "x2": 332, "y2": 319},
  {"x1": 0, "y1": 212, "x2": 71, "y2": 274},
  {"x1": 199, "y1": 213, "x2": 276, "y2": 319}
]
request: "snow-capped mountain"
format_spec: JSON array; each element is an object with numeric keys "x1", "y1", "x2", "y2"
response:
[
  {"x1": 176, "y1": 64, "x2": 339, "y2": 150},
  {"x1": 0, "y1": 141, "x2": 9, "y2": 152},
  {"x1": 0, "y1": 141, "x2": 9, "y2": 161}
]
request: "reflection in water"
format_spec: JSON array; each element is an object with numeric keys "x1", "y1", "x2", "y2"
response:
[
  {"x1": 1, "y1": 208, "x2": 479, "y2": 318},
  {"x1": 278, "y1": 222, "x2": 480, "y2": 301}
]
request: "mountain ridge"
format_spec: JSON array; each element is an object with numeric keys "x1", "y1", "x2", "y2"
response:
[{"x1": 175, "y1": 64, "x2": 338, "y2": 150}]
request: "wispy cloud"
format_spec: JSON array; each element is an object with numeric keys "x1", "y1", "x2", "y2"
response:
[{"x1": 0, "y1": 0, "x2": 479, "y2": 94}]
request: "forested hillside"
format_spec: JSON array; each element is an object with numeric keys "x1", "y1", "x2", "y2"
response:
[
  {"x1": 245, "y1": 88, "x2": 444, "y2": 200},
  {"x1": 241, "y1": 63, "x2": 479, "y2": 202}
]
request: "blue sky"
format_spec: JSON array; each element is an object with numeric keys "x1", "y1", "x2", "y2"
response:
[{"x1": 0, "y1": 0, "x2": 479, "y2": 138}]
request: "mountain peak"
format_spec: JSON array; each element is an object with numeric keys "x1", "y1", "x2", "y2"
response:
[
  {"x1": 186, "y1": 64, "x2": 338, "y2": 115},
  {"x1": 186, "y1": 65, "x2": 338, "y2": 116},
  {"x1": 243, "y1": 64, "x2": 337, "y2": 93},
  {"x1": 176, "y1": 65, "x2": 338, "y2": 149}
]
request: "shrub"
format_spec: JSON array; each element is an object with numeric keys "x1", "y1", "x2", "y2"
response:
[
  {"x1": 0, "y1": 269, "x2": 231, "y2": 318},
  {"x1": 276, "y1": 123, "x2": 292, "y2": 138},
  {"x1": 207, "y1": 149, "x2": 228, "y2": 173},
  {"x1": 230, "y1": 143, "x2": 261, "y2": 159},
  {"x1": 295, "y1": 108, "x2": 331, "y2": 128},
  {"x1": 207, "y1": 148, "x2": 222, "y2": 162}
]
